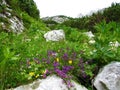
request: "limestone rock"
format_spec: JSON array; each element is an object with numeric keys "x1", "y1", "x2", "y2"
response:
[
  {"x1": 7, "y1": 75, "x2": 88, "y2": 90},
  {"x1": 42, "y1": 15, "x2": 70, "y2": 24},
  {"x1": 0, "y1": 0, "x2": 24, "y2": 33},
  {"x1": 93, "y1": 62, "x2": 120, "y2": 90},
  {"x1": 9, "y1": 16, "x2": 24, "y2": 33},
  {"x1": 44, "y1": 30, "x2": 65, "y2": 41}
]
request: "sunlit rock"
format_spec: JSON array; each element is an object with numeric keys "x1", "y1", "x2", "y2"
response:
[
  {"x1": 7, "y1": 75, "x2": 88, "y2": 90},
  {"x1": 51, "y1": 16, "x2": 69, "y2": 23},
  {"x1": 42, "y1": 15, "x2": 70, "y2": 24},
  {"x1": 93, "y1": 62, "x2": 120, "y2": 90},
  {"x1": 44, "y1": 29, "x2": 65, "y2": 41}
]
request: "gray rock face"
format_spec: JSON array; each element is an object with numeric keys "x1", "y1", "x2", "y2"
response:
[
  {"x1": 44, "y1": 30, "x2": 65, "y2": 41},
  {"x1": 50, "y1": 16, "x2": 69, "y2": 24},
  {"x1": 94, "y1": 62, "x2": 120, "y2": 90},
  {"x1": 9, "y1": 16, "x2": 24, "y2": 33},
  {"x1": 42, "y1": 15, "x2": 70, "y2": 24},
  {"x1": 7, "y1": 75, "x2": 88, "y2": 90},
  {"x1": 0, "y1": 0, "x2": 24, "y2": 33}
]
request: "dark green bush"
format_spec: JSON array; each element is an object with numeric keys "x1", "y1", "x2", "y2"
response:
[
  {"x1": 103, "y1": 3, "x2": 120, "y2": 22},
  {"x1": 5, "y1": 0, "x2": 40, "y2": 19}
]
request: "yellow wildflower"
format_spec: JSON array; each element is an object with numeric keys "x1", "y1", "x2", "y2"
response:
[
  {"x1": 56, "y1": 58, "x2": 59, "y2": 62},
  {"x1": 68, "y1": 60, "x2": 72, "y2": 64},
  {"x1": 35, "y1": 74, "x2": 39, "y2": 78},
  {"x1": 58, "y1": 50, "x2": 60, "y2": 52},
  {"x1": 29, "y1": 72, "x2": 35, "y2": 76}
]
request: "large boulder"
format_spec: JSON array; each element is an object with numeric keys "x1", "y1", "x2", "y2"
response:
[
  {"x1": 44, "y1": 29, "x2": 65, "y2": 41},
  {"x1": 7, "y1": 75, "x2": 88, "y2": 90},
  {"x1": 93, "y1": 62, "x2": 120, "y2": 90}
]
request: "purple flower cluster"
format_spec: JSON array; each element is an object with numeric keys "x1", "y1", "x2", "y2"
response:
[
  {"x1": 55, "y1": 68, "x2": 67, "y2": 78},
  {"x1": 62, "y1": 66, "x2": 74, "y2": 73},
  {"x1": 62, "y1": 53, "x2": 69, "y2": 60},
  {"x1": 24, "y1": 48, "x2": 93, "y2": 88},
  {"x1": 53, "y1": 61, "x2": 74, "y2": 87},
  {"x1": 53, "y1": 61, "x2": 59, "y2": 67},
  {"x1": 54, "y1": 65, "x2": 74, "y2": 79},
  {"x1": 47, "y1": 50, "x2": 57, "y2": 57}
]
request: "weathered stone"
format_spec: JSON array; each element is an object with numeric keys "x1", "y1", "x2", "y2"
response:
[
  {"x1": 93, "y1": 62, "x2": 120, "y2": 90},
  {"x1": 7, "y1": 75, "x2": 88, "y2": 90},
  {"x1": 0, "y1": 0, "x2": 24, "y2": 33},
  {"x1": 9, "y1": 16, "x2": 24, "y2": 33},
  {"x1": 42, "y1": 15, "x2": 70, "y2": 24},
  {"x1": 44, "y1": 29, "x2": 65, "y2": 41}
]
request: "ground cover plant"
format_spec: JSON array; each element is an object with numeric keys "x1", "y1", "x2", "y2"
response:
[
  {"x1": 1, "y1": 0, "x2": 120, "y2": 90},
  {"x1": 0, "y1": 28, "x2": 95, "y2": 89},
  {"x1": 1, "y1": 20, "x2": 120, "y2": 90}
]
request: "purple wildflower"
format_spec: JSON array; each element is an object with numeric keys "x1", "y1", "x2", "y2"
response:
[
  {"x1": 62, "y1": 66, "x2": 74, "y2": 73},
  {"x1": 47, "y1": 50, "x2": 53, "y2": 56},
  {"x1": 53, "y1": 61, "x2": 59, "y2": 67},
  {"x1": 46, "y1": 58, "x2": 50, "y2": 64},
  {"x1": 42, "y1": 58, "x2": 50, "y2": 64},
  {"x1": 47, "y1": 50, "x2": 57, "y2": 57},
  {"x1": 55, "y1": 68, "x2": 67, "y2": 78},
  {"x1": 66, "y1": 80, "x2": 74, "y2": 88},
  {"x1": 62, "y1": 53, "x2": 69, "y2": 60},
  {"x1": 43, "y1": 69, "x2": 49, "y2": 78}
]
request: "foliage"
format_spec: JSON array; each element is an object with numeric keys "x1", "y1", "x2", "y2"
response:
[
  {"x1": 21, "y1": 12, "x2": 49, "y2": 30},
  {"x1": 54, "y1": 3, "x2": 120, "y2": 32},
  {"x1": 0, "y1": 0, "x2": 42, "y2": 33},
  {"x1": 5, "y1": 0, "x2": 40, "y2": 19},
  {"x1": 103, "y1": 3, "x2": 120, "y2": 22},
  {"x1": 91, "y1": 21, "x2": 120, "y2": 66},
  {"x1": 55, "y1": 25, "x2": 89, "y2": 43},
  {"x1": 0, "y1": 26, "x2": 94, "y2": 89},
  {"x1": 1, "y1": 20, "x2": 120, "y2": 90},
  {"x1": 1, "y1": 1, "x2": 120, "y2": 90},
  {"x1": 18, "y1": 0, "x2": 40, "y2": 19}
]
